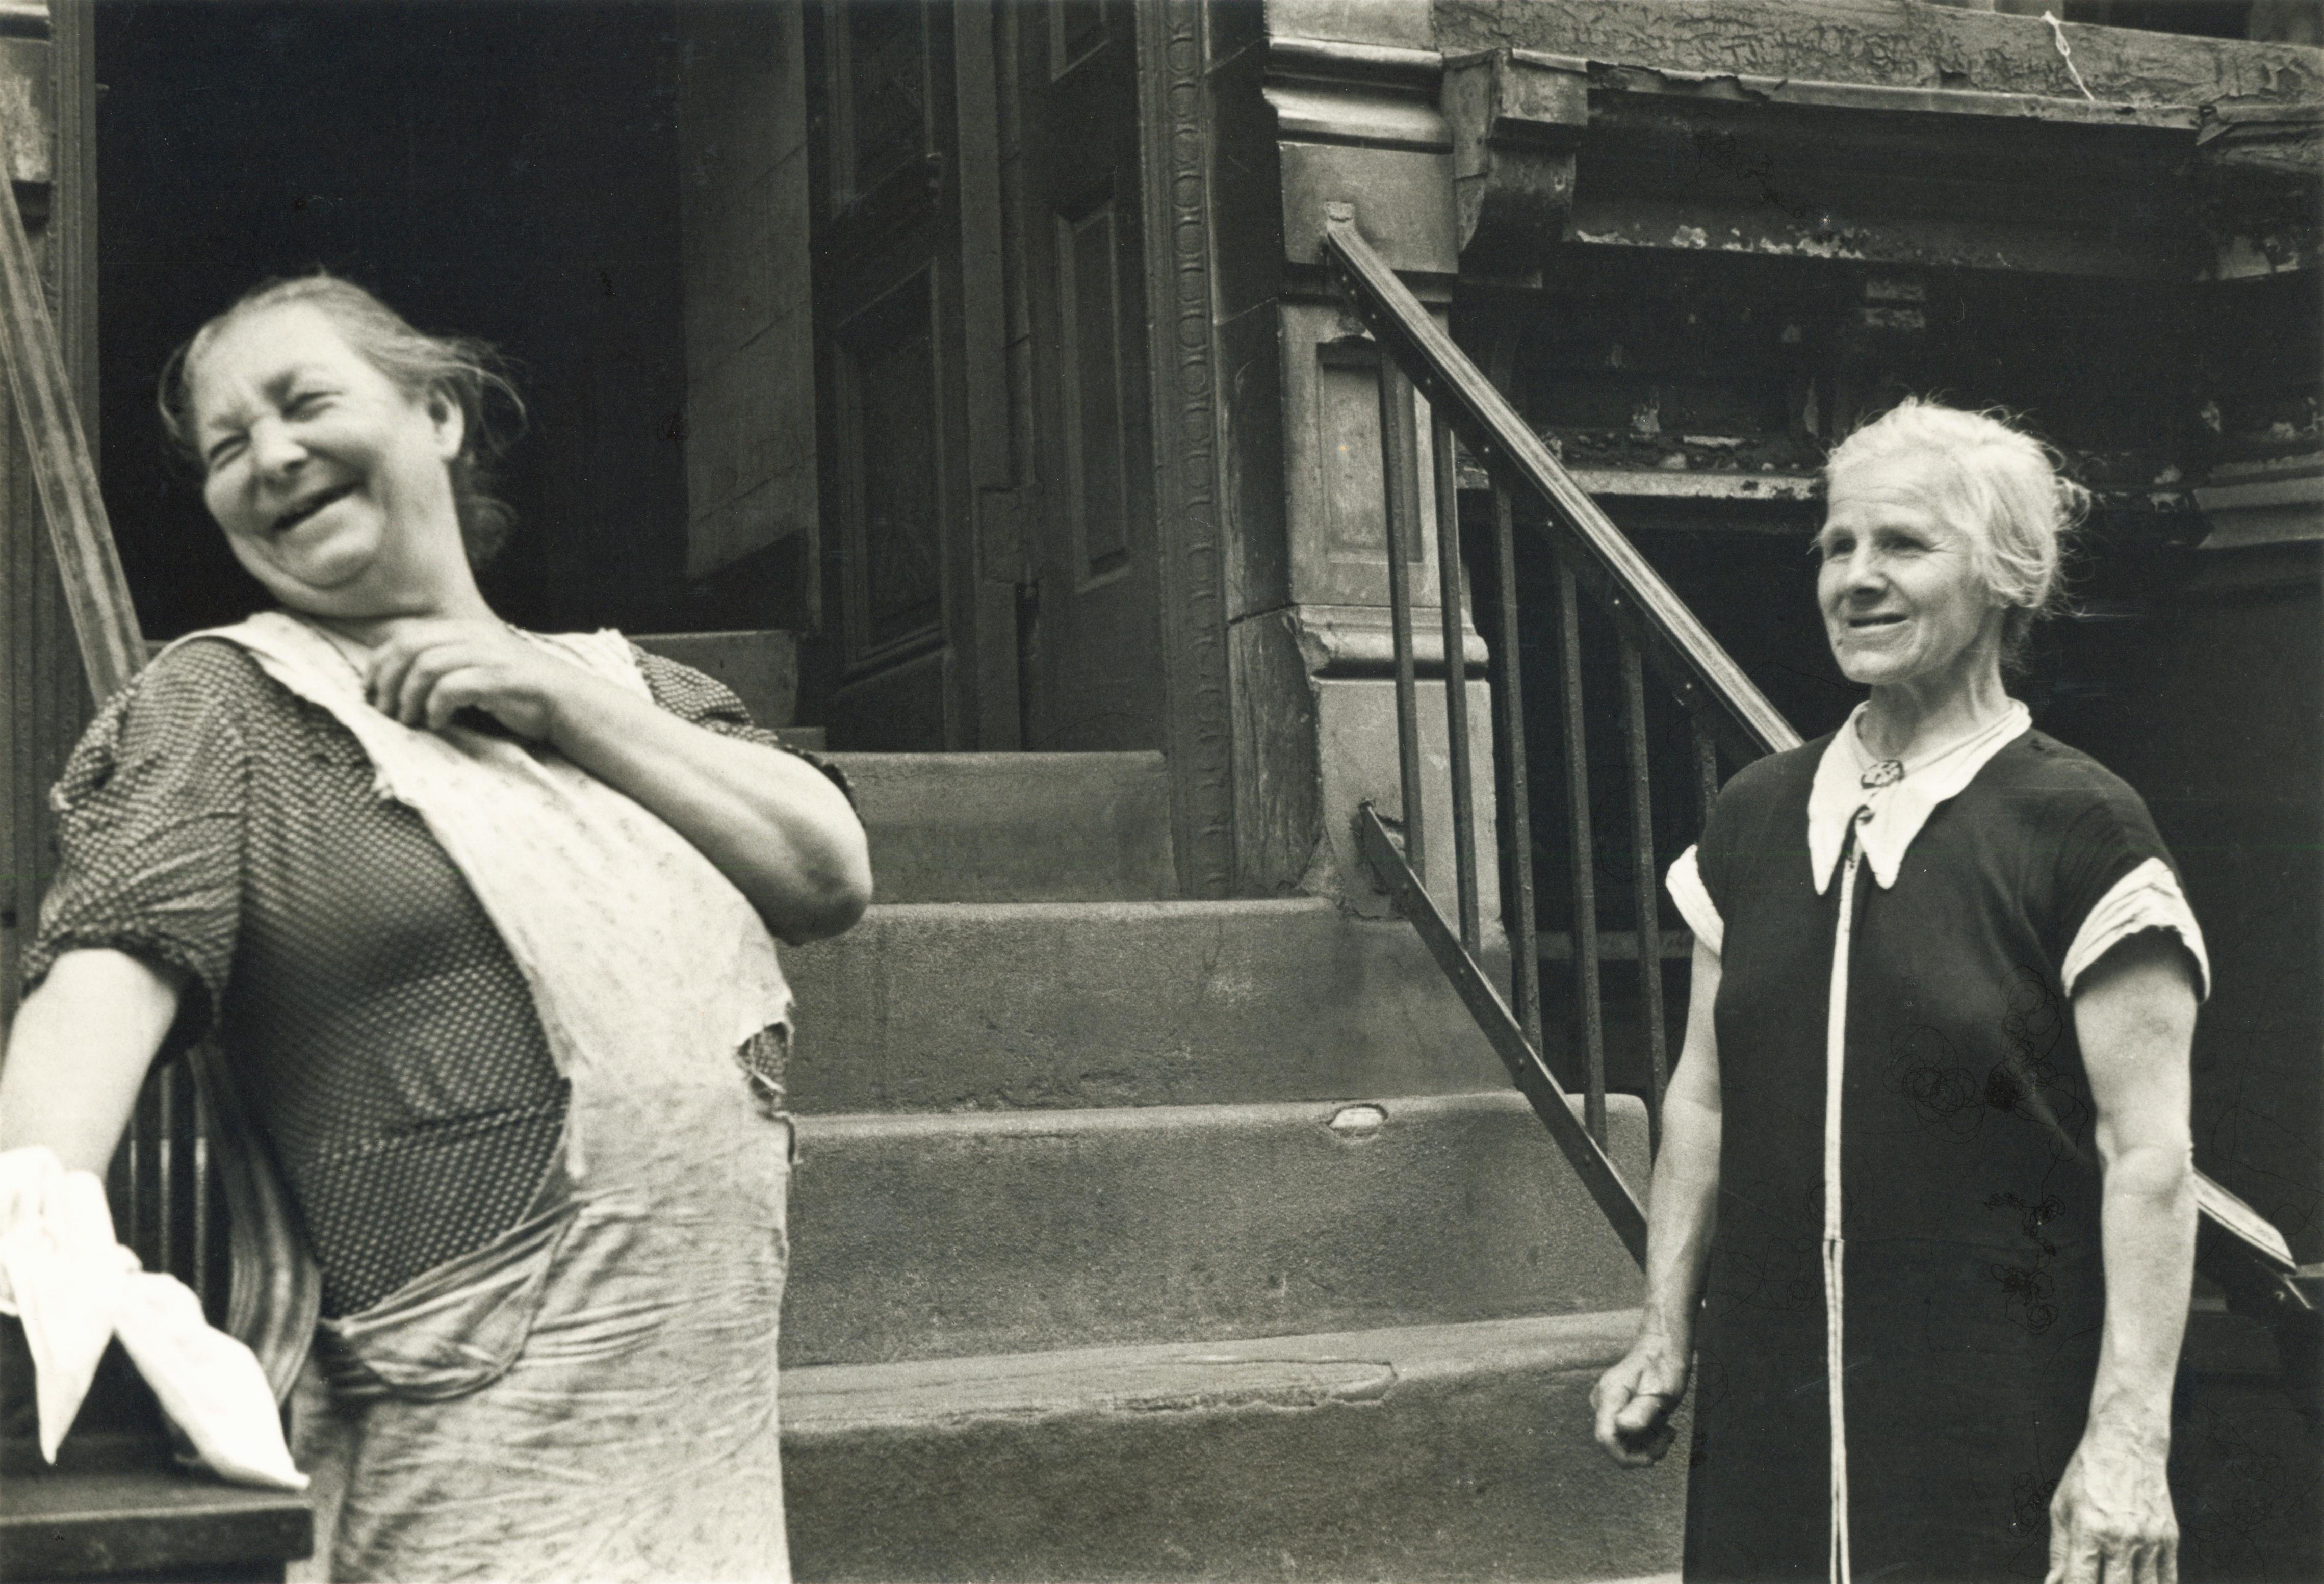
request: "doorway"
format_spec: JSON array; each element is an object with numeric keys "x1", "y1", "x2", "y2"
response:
[{"x1": 94, "y1": 0, "x2": 716, "y2": 641}]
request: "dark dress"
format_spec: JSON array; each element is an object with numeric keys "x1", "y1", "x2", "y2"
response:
[
  {"x1": 1680, "y1": 729, "x2": 2192, "y2": 1582},
  {"x1": 25, "y1": 635, "x2": 845, "y2": 1319}
]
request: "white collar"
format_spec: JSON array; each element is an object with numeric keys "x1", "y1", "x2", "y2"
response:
[{"x1": 1807, "y1": 700, "x2": 2032, "y2": 893}]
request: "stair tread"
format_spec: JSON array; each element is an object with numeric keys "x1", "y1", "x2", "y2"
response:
[
  {"x1": 839, "y1": 894, "x2": 1334, "y2": 921},
  {"x1": 785, "y1": 1090, "x2": 1649, "y2": 1365},
  {"x1": 781, "y1": 1309, "x2": 1643, "y2": 1435},
  {"x1": 829, "y1": 749, "x2": 1176, "y2": 903},
  {"x1": 782, "y1": 895, "x2": 1526, "y2": 1112},
  {"x1": 825, "y1": 750, "x2": 1168, "y2": 766}
]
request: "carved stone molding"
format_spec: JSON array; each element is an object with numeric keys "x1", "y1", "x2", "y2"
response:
[
  {"x1": 1441, "y1": 48, "x2": 1587, "y2": 277},
  {"x1": 1137, "y1": 0, "x2": 1235, "y2": 898},
  {"x1": 2193, "y1": 103, "x2": 2323, "y2": 281},
  {"x1": 1260, "y1": 30, "x2": 1455, "y2": 280}
]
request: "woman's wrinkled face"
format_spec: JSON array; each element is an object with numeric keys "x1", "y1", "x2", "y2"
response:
[
  {"x1": 1817, "y1": 455, "x2": 2004, "y2": 691},
  {"x1": 189, "y1": 303, "x2": 465, "y2": 618}
]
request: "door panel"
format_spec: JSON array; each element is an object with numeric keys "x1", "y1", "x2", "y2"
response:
[
  {"x1": 835, "y1": 273, "x2": 945, "y2": 657},
  {"x1": 812, "y1": 0, "x2": 966, "y2": 747},
  {"x1": 1009, "y1": 0, "x2": 1163, "y2": 751}
]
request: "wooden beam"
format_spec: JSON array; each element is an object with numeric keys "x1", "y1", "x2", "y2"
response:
[{"x1": 0, "y1": 118, "x2": 142, "y2": 700}]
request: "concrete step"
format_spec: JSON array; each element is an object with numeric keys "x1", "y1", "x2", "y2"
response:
[
  {"x1": 827, "y1": 751, "x2": 1176, "y2": 903},
  {"x1": 776, "y1": 725, "x2": 828, "y2": 752},
  {"x1": 785, "y1": 1090, "x2": 1649, "y2": 1367},
  {"x1": 632, "y1": 629, "x2": 798, "y2": 726},
  {"x1": 782, "y1": 898, "x2": 1515, "y2": 1114},
  {"x1": 781, "y1": 1311, "x2": 1688, "y2": 1582}
]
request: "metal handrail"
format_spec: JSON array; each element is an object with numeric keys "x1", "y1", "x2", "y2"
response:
[
  {"x1": 1321, "y1": 210, "x2": 2310, "y2": 1316},
  {"x1": 1322, "y1": 214, "x2": 1800, "y2": 769}
]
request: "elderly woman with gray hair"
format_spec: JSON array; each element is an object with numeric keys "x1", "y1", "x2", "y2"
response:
[{"x1": 1591, "y1": 400, "x2": 2205, "y2": 1583}]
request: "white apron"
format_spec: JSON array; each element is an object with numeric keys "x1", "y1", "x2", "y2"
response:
[{"x1": 180, "y1": 612, "x2": 796, "y2": 1583}]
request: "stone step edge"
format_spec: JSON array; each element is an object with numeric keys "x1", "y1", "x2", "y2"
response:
[
  {"x1": 823, "y1": 750, "x2": 1168, "y2": 768},
  {"x1": 832, "y1": 895, "x2": 1345, "y2": 924},
  {"x1": 793, "y1": 1087, "x2": 1633, "y2": 1148},
  {"x1": 779, "y1": 1309, "x2": 1643, "y2": 1438}
]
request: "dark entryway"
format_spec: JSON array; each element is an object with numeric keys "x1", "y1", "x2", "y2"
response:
[{"x1": 94, "y1": 0, "x2": 703, "y2": 640}]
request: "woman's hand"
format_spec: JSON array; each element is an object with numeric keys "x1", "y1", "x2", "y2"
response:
[
  {"x1": 2046, "y1": 1424, "x2": 2177, "y2": 1584},
  {"x1": 363, "y1": 618, "x2": 588, "y2": 738},
  {"x1": 1591, "y1": 1335, "x2": 1690, "y2": 1467},
  {"x1": 345, "y1": 618, "x2": 871, "y2": 940},
  {"x1": 1588, "y1": 935, "x2": 1725, "y2": 1471}
]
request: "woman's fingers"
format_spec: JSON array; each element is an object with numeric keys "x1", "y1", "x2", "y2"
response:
[
  {"x1": 365, "y1": 638, "x2": 422, "y2": 721},
  {"x1": 422, "y1": 666, "x2": 493, "y2": 732},
  {"x1": 1591, "y1": 1356, "x2": 1679, "y2": 1467}
]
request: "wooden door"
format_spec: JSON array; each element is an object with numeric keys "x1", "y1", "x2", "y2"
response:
[
  {"x1": 810, "y1": 0, "x2": 973, "y2": 748},
  {"x1": 1004, "y1": 0, "x2": 1164, "y2": 751}
]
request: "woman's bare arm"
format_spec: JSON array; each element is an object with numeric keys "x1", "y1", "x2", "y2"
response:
[
  {"x1": 0, "y1": 949, "x2": 184, "y2": 1171},
  {"x1": 359, "y1": 619, "x2": 873, "y2": 943},
  {"x1": 2048, "y1": 928, "x2": 2199, "y2": 1584},
  {"x1": 1591, "y1": 937, "x2": 1724, "y2": 1466}
]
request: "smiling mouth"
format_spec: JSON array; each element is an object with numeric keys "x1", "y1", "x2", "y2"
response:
[
  {"x1": 270, "y1": 484, "x2": 356, "y2": 536},
  {"x1": 1846, "y1": 614, "x2": 1906, "y2": 631}
]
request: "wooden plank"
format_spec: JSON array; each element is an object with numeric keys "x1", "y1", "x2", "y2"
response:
[
  {"x1": 0, "y1": 1467, "x2": 311, "y2": 1580},
  {"x1": 0, "y1": 117, "x2": 141, "y2": 700}
]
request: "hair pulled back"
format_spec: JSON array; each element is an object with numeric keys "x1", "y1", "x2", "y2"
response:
[
  {"x1": 1824, "y1": 397, "x2": 2088, "y2": 665},
  {"x1": 158, "y1": 272, "x2": 528, "y2": 567}
]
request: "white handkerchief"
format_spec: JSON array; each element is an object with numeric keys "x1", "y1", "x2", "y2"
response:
[{"x1": 0, "y1": 1144, "x2": 305, "y2": 1489}]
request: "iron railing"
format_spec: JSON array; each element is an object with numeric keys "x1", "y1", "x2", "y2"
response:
[
  {"x1": 1320, "y1": 207, "x2": 2319, "y2": 1371},
  {"x1": 1324, "y1": 210, "x2": 1799, "y2": 1268}
]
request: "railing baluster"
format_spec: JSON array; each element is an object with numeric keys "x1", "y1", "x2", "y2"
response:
[
  {"x1": 1691, "y1": 711, "x2": 1723, "y2": 827},
  {"x1": 194, "y1": 1105, "x2": 219, "y2": 1319},
  {"x1": 1554, "y1": 561, "x2": 1607, "y2": 1148},
  {"x1": 1620, "y1": 639, "x2": 1670, "y2": 1152},
  {"x1": 1493, "y1": 481, "x2": 1543, "y2": 1056},
  {"x1": 157, "y1": 1062, "x2": 186, "y2": 1279},
  {"x1": 1431, "y1": 411, "x2": 1481, "y2": 954},
  {"x1": 130, "y1": 1073, "x2": 162, "y2": 1269},
  {"x1": 1377, "y1": 357, "x2": 1426, "y2": 880}
]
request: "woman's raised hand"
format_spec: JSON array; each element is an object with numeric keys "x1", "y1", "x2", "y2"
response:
[
  {"x1": 364, "y1": 618, "x2": 588, "y2": 739},
  {"x1": 1590, "y1": 1336, "x2": 1690, "y2": 1468}
]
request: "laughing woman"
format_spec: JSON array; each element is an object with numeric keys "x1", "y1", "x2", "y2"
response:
[
  {"x1": 0, "y1": 274, "x2": 870, "y2": 1581},
  {"x1": 1590, "y1": 401, "x2": 2205, "y2": 1582}
]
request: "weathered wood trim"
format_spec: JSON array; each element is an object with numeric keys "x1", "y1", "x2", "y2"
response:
[
  {"x1": 1135, "y1": 0, "x2": 1234, "y2": 898},
  {"x1": 1, "y1": 13, "x2": 87, "y2": 1031},
  {"x1": 50, "y1": 0, "x2": 89, "y2": 448}
]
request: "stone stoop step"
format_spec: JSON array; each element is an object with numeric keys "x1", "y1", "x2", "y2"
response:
[
  {"x1": 779, "y1": 1312, "x2": 1689, "y2": 1583},
  {"x1": 783, "y1": 1092, "x2": 1651, "y2": 1367},
  {"x1": 782, "y1": 898, "x2": 1518, "y2": 1113},
  {"x1": 824, "y1": 751, "x2": 1177, "y2": 903}
]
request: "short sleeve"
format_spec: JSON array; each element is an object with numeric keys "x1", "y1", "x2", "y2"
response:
[
  {"x1": 1666, "y1": 847, "x2": 1723, "y2": 956},
  {"x1": 2051, "y1": 787, "x2": 2209, "y2": 1002},
  {"x1": 630, "y1": 644, "x2": 854, "y2": 806},
  {"x1": 23, "y1": 642, "x2": 252, "y2": 1040}
]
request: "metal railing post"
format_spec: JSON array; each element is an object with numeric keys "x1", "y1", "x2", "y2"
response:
[
  {"x1": 1691, "y1": 713, "x2": 1723, "y2": 827},
  {"x1": 1492, "y1": 479, "x2": 1543, "y2": 1056},
  {"x1": 1620, "y1": 639, "x2": 1670, "y2": 1150},
  {"x1": 1377, "y1": 358, "x2": 1427, "y2": 881},
  {"x1": 1432, "y1": 412, "x2": 1482, "y2": 954},
  {"x1": 1553, "y1": 563, "x2": 1608, "y2": 1148}
]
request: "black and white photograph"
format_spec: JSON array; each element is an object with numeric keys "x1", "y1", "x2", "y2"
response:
[{"x1": 0, "y1": 1, "x2": 2317, "y2": 1580}]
